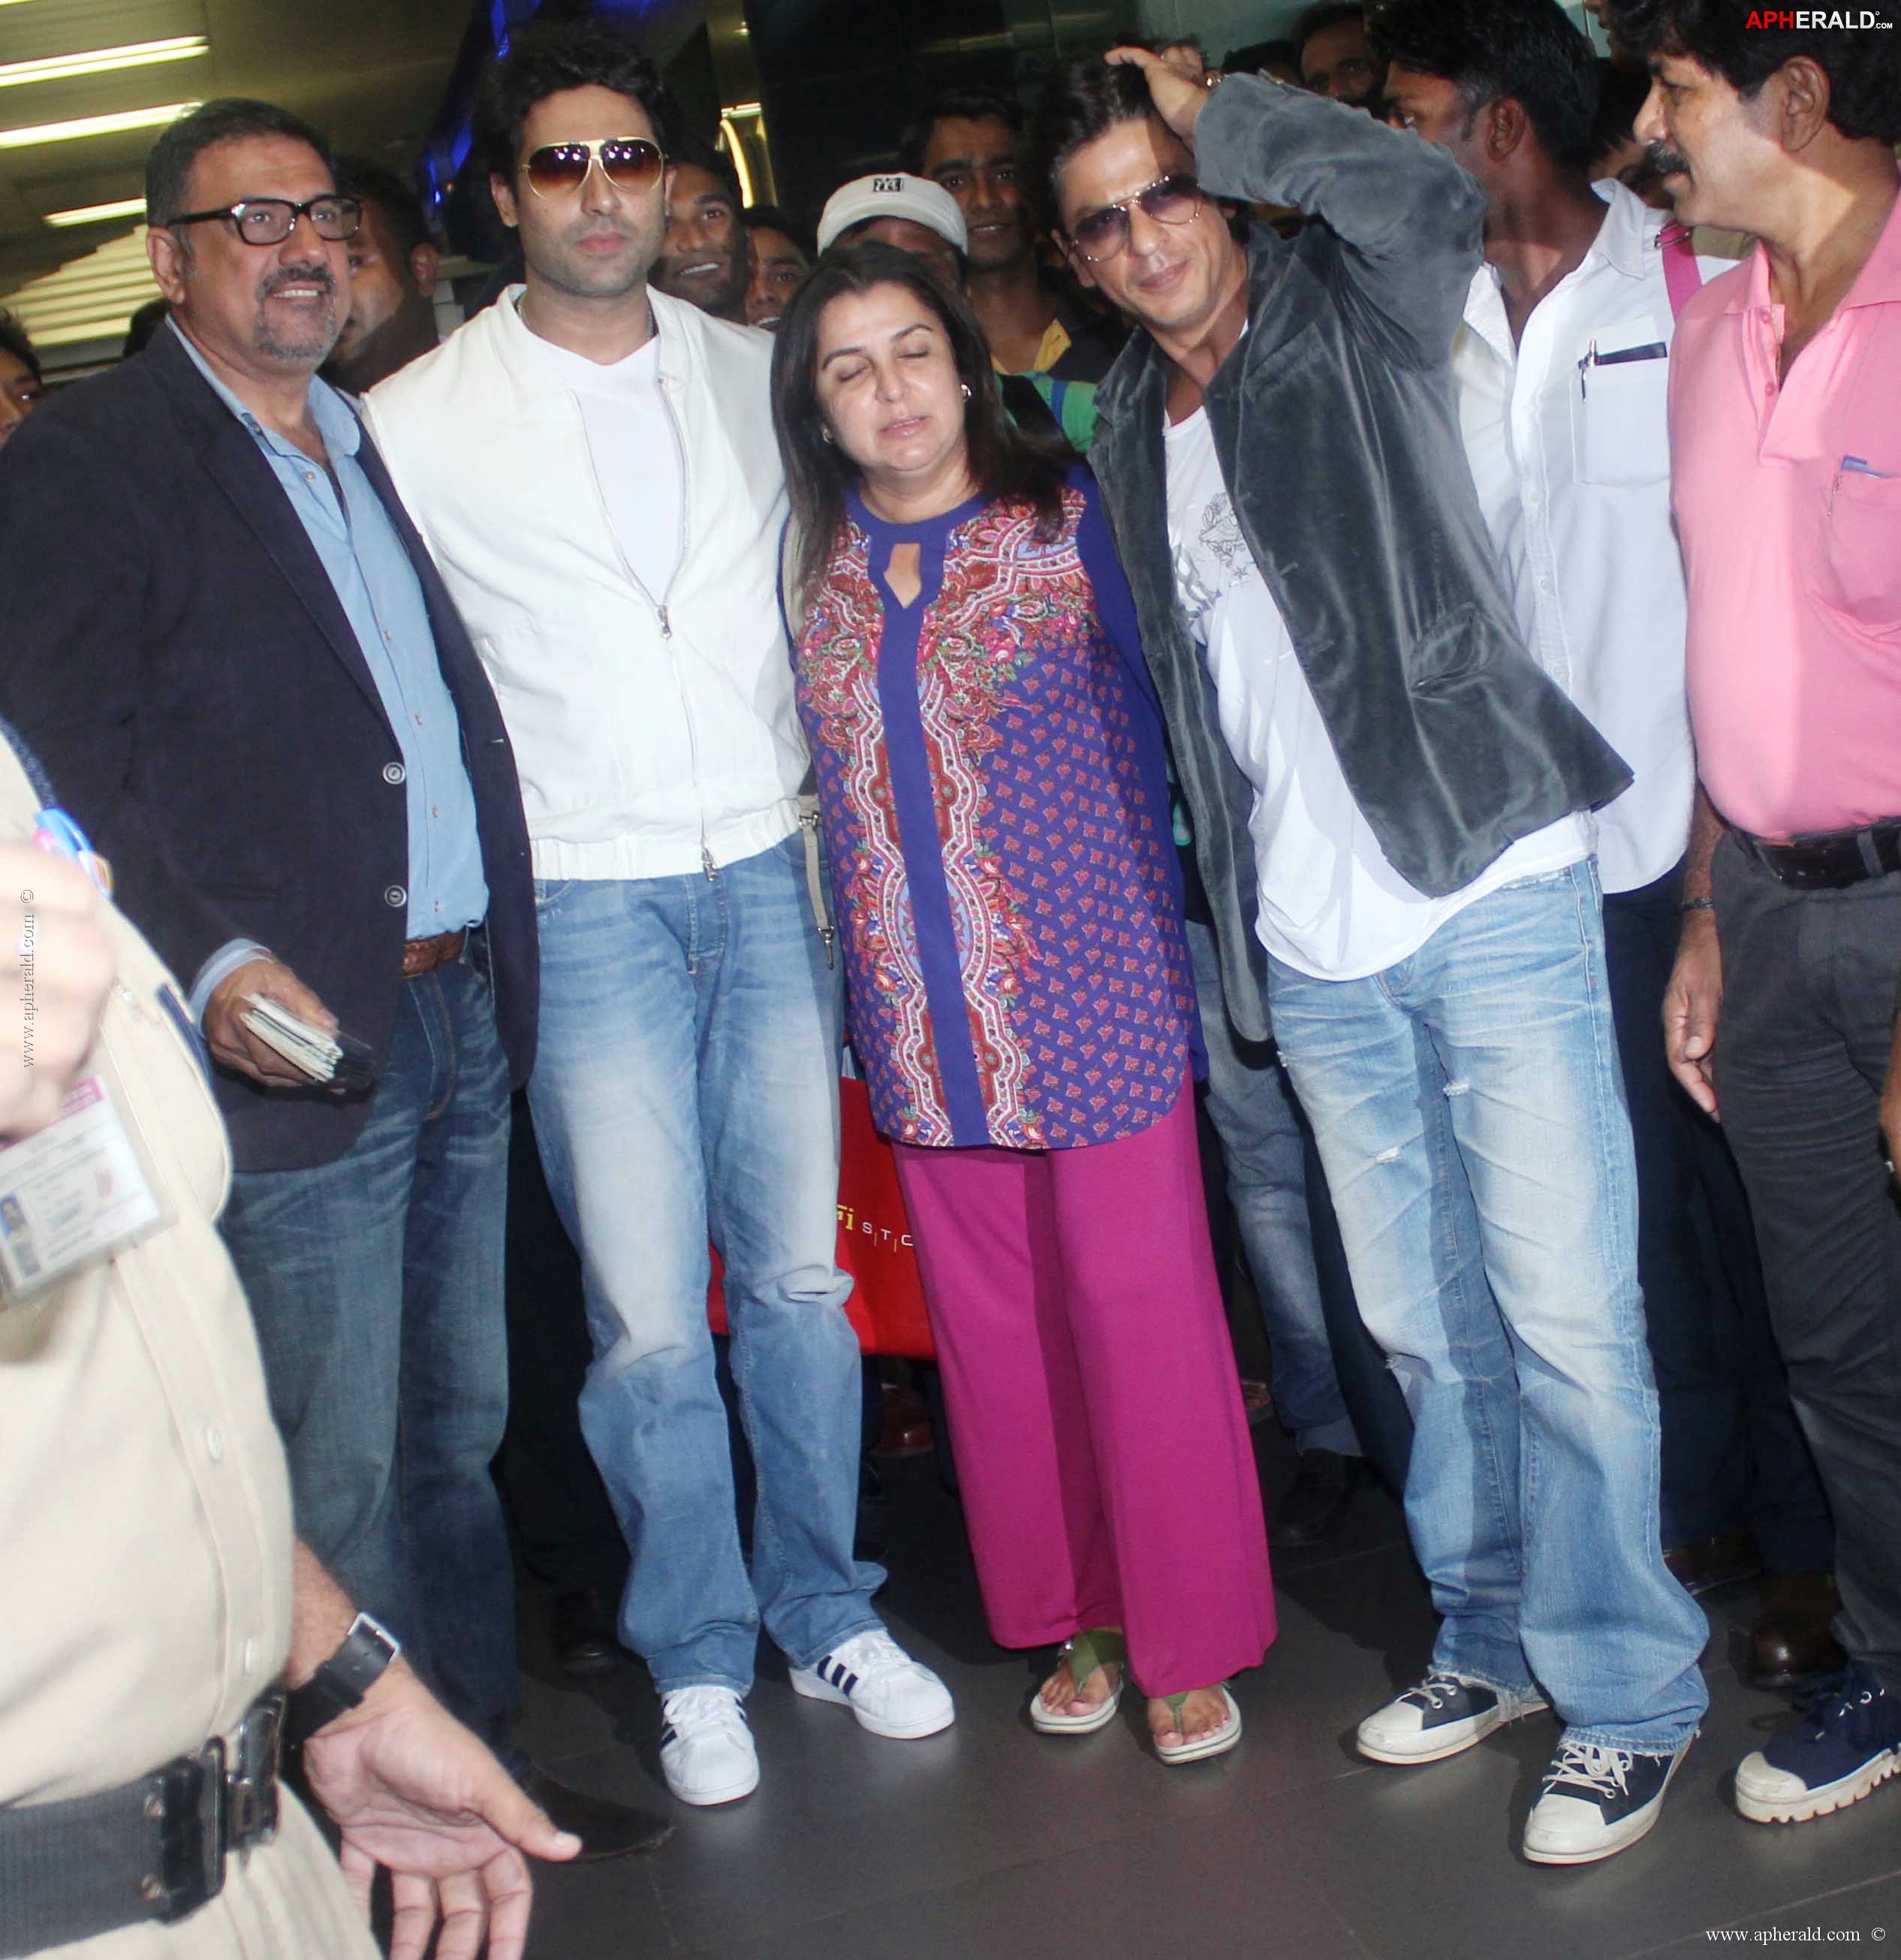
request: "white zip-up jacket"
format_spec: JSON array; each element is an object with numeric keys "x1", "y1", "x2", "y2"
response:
[{"x1": 360, "y1": 285, "x2": 804, "y2": 882}]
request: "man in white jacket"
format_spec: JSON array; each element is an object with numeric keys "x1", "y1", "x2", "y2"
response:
[{"x1": 363, "y1": 18, "x2": 952, "y2": 1808}]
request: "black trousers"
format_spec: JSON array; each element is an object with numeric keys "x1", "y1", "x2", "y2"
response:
[
  {"x1": 1712, "y1": 837, "x2": 1901, "y2": 1689},
  {"x1": 1603, "y1": 863, "x2": 1831, "y2": 1567},
  {"x1": 497, "y1": 1091, "x2": 628, "y2": 1601}
]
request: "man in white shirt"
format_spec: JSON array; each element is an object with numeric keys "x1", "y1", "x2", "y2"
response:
[
  {"x1": 1054, "y1": 46, "x2": 1708, "y2": 1864},
  {"x1": 1377, "y1": 0, "x2": 1838, "y2": 1688},
  {"x1": 362, "y1": 18, "x2": 951, "y2": 1809}
]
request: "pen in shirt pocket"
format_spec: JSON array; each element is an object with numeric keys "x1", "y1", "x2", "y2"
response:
[
  {"x1": 1833, "y1": 455, "x2": 1896, "y2": 510},
  {"x1": 1577, "y1": 338, "x2": 1668, "y2": 398}
]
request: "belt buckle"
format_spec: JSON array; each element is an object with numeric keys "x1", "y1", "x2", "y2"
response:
[
  {"x1": 227, "y1": 1693, "x2": 284, "y2": 1851},
  {"x1": 145, "y1": 1738, "x2": 224, "y2": 1924}
]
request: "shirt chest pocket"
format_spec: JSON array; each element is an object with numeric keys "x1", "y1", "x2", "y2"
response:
[
  {"x1": 1569, "y1": 324, "x2": 1671, "y2": 487},
  {"x1": 1815, "y1": 466, "x2": 1901, "y2": 638}
]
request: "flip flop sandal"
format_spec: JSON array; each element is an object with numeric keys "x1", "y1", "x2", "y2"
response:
[
  {"x1": 1155, "y1": 1682, "x2": 1242, "y2": 1766},
  {"x1": 1030, "y1": 1627, "x2": 1127, "y2": 1735}
]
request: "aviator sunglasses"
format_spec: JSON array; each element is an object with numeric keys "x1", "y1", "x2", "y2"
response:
[
  {"x1": 1068, "y1": 173, "x2": 1205, "y2": 263},
  {"x1": 522, "y1": 136, "x2": 666, "y2": 198}
]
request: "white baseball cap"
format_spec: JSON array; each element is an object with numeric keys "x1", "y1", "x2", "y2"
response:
[{"x1": 815, "y1": 172, "x2": 968, "y2": 255}]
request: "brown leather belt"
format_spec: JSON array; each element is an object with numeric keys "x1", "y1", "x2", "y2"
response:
[{"x1": 402, "y1": 928, "x2": 467, "y2": 979}]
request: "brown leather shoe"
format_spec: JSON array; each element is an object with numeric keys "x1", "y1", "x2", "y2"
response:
[
  {"x1": 1664, "y1": 1528, "x2": 1764, "y2": 1597},
  {"x1": 1749, "y1": 1572, "x2": 1845, "y2": 1690},
  {"x1": 873, "y1": 1384, "x2": 934, "y2": 1458}
]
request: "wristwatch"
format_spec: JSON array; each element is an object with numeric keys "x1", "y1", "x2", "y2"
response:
[{"x1": 285, "y1": 1612, "x2": 401, "y2": 1747}]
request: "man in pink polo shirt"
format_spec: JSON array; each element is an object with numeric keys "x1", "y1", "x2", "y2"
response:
[{"x1": 1604, "y1": 0, "x2": 1901, "y2": 1834}]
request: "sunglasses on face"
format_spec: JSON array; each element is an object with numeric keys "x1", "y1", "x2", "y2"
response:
[
  {"x1": 521, "y1": 137, "x2": 665, "y2": 198},
  {"x1": 1068, "y1": 173, "x2": 1205, "y2": 264},
  {"x1": 166, "y1": 195, "x2": 361, "y2": 246}
]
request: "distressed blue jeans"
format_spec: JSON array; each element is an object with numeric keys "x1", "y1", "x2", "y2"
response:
[
  {"x1": 1267, "y1": 863, "x2": 1708, "y2": 1751},
  {"x1": 528, "y1": 834, "x2": 882, "y2": 1696}
]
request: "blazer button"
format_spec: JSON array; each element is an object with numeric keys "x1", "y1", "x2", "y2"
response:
[
  {"x1": 384, "y1": 885, "x2": 407, "y2": 908},
  {"x1": 384, "y1": 761, "x2": 406, "y2": 785}
]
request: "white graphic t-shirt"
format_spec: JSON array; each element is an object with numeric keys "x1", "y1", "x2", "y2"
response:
[{"x1": 1164, "y1": 406, "x2": 1586, "y2": 982}]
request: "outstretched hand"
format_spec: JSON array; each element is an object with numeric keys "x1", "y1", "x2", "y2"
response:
[
  {"x1": 300, "y1": 1663, "x2": 580, "y2": 1960},
  {"x1": 1105, "y1": 45, "x2": 1215, "y2": 146}
]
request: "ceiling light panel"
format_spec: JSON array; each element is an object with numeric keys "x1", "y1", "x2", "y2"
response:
[
  {"x1": 44, "y1": 195, "x2": 146, "y2": 227},
  {"x1": 0, "y1": 102, "x2": 198, "y2": 149},
  {"x1": 0, "y1": 37, "x2": 209, "y2": 90}
]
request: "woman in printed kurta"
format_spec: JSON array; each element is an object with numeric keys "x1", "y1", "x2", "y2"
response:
[{"x1": 772, "y1": 245, "x2": 1274, "y2": 1763}]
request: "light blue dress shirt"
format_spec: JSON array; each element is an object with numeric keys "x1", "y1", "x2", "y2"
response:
[{"x1": 173, "y1": 324, "x2": 487, "y2": 1015}]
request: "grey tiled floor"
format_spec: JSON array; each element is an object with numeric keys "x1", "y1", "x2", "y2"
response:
[{"x1": 511, "y1": 1437, "x2": 1901, "y2": 1959}]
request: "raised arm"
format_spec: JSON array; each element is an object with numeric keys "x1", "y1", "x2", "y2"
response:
[{"x1": 1108, "y1": 49, "x2": 1486, "y2": 367}]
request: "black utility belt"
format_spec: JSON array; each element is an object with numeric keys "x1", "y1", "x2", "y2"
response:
[
  {"x1": 1737, "y1": 819, "x2": 1901, "y2": 891},
  {"x1": 0, "y1": 1691, "x2": 284, "y2": 1956}
]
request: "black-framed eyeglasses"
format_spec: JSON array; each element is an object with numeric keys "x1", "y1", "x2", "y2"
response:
[
  {"x1": 522, "y1": 137, "x2": 666, "y2": 198},
  {"x1": 165, "y1": 196, "x2": 362, "y2": 246},
  {"x1": 1068, "y1": 173, "x2": 1205, "y2": 263}
]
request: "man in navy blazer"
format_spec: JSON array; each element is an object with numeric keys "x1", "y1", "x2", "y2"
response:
[{"x1": 0, "y1": 98, "x2": 663, "y2": 1856}]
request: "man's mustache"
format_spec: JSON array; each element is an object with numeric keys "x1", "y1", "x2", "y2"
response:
[
  {"x1": 258, "y1": 264, "x2": 337, "y2": 300},
  {"x1": 1647, "y1": 140, "x2": 1692, "y2": 179}
]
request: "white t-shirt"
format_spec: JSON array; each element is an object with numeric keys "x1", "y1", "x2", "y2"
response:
[
  {"x1": 515, "y1": 309, "x2": 685, "y2": 602},
  {"x1": 1164, "y1": 406, "x2": 1587, "y2": 983}
]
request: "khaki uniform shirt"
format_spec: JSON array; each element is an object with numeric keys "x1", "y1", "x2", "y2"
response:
[{"x1": 0, "y1": 742, "x2": 373, "y2": 1958}]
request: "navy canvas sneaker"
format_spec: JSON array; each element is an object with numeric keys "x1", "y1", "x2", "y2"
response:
[
  {"x1": 1523, "y1": 1735, "x2": 1693, "y2": 1865},
  {"x1": 1735, "y1": 1663, "x2": 1901, "y2": 1825},
  {"x1": 1357, "y1": 1672, "x2": 1550, "y2": 1765}
]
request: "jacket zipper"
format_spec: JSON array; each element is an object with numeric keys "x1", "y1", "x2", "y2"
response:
[{"x1": 574, "y1": 377, "x2": 716, "y2": 879}]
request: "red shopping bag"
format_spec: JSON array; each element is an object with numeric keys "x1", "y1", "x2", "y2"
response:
[{"x1": 707, "y1": 1075, "x2": 936, "y2": 1359}]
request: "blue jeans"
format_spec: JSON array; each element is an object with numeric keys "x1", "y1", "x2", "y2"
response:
[
  {"x1": 221, "y1": 954, "x2": 517, "y2": 1736},
  {"x1": 528, "y1": 833, "x2": 881, "y2": 1696},
  {"x1": 1185, "y1": 915, "x2": 1360, "y2": 1455},
  {"x1": 1267, "y1": 863, "x2": 1709, "y2": 1752}
]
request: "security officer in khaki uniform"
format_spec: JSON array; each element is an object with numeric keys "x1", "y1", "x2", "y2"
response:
[{"x1": 0, "y1": 726, "x2": 576, "y2": 1960}]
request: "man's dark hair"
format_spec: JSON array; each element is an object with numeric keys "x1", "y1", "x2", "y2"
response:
[
  {"x1": 1032, "y1": 57, "x2": 1159, "y2": 228},
  {"x1": 476, "y1": 17, "x2": 673, "y2": 182},
  {"x1": 1296, "y1": 2, "x2": 1368, "y2": 57},
  {"x1": 145, "y1": 98, "x2": 333, "y2": 228},
  {"x1": 1370, "y1": 0, "x2": 1600, "y2": 170},
  {"x1": 122, "y1": 297, "x2": 170, "y2": 360},
  {"x1": 740, "y1": 201, "x2": 815, "y2": 261},
  {"x1": 897, "y1": 86, "x2": 1024, "y2": 175},
  {"x1": 1226, "y1": 38, "x2": 1302, "y2": 77},
  {"x1": 1598, "y1": 0, "x2": 1901, "y2": 144},
  {"x1": 334, "y1": 155, "x2": 434, "y2": 261},
  {"x1": 668, "y1": 135, "x2": 743, "y2": 206},
  {"x1": 1590, "y1": 56, "x2": 1652, "y2": 164},
  {"x1": 770, "y1": 241, "x2": 1068, "y2": 602},
  {"x1": 0, "y1": 308, "x2": 39, "y2": 384}
]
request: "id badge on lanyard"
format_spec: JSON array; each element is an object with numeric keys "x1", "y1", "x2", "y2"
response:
[
  {"x1": 0, "y1": 1075, "x2": 167, "y2": 1302},
  {"x1": 2, "y1": 806, "x2": 166, "y2": 1303}
]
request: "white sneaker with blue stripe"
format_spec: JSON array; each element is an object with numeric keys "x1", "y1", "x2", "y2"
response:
[
  {"x1": 791, "y1": 1628, "x2": 956, "y2": 1739},
  {"x1": 659, "y1": 1686, "x2": 759, "y2": 1806}
]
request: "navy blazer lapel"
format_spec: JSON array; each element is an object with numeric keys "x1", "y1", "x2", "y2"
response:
[{"x1": 153, "y1": 328, "x2": 391, "y2": 728}]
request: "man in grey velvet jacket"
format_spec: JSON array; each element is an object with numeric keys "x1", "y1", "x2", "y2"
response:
[{"x1": 1040, "y1": 50, "x2": 1709, "y2": 1866}]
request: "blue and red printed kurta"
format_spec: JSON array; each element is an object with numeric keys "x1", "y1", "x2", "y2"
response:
[{"x1": 794, "y1": 470, "x2": 1199, "y2": 1151}]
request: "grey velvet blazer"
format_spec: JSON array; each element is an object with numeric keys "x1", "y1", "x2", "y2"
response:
[{"x1": 1089, "y1": 77, "x2": 1630, "y2": 1042}]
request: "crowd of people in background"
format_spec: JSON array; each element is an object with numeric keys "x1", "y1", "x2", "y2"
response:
[{"x1": 0, "y1": 0, "x2": 1897, "y2": 1951}]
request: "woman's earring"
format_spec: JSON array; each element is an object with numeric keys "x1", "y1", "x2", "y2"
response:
[
  {"x1": 960, "y1": 382, "x2": 972, "y2": 400},
  {"x1": 821, "y1": 427, "x2": 834, "y2": 444}
]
